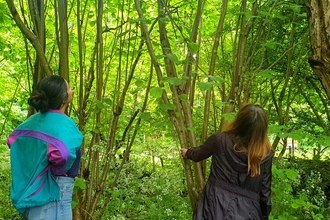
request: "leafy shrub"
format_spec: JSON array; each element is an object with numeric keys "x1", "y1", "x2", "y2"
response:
[
  {"x1": 102, "y1": 156, "x2": 191, "y2": 220},
  {"x1": 0, "y1": 141, "x2": 20, "y2": 219},
  {"x1": 270, "y1": 159, "x2": 329, "y2": 220}
]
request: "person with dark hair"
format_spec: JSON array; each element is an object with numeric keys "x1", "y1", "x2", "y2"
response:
[
  {"x1": 6, "y1": 75, "x2": 83, "y2": 220},
  {"x1": 181, "y1": 103, "x2": 274, "y2": 220}
]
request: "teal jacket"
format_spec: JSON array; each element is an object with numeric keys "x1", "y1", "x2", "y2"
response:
[{"x1": 6, "y1": 110, "x2": 83, "y2": 213}]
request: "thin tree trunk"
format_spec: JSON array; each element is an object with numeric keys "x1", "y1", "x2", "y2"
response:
[
  {"x1": 56, "y1": 0, "x2": 69, "y2": 80},
  {"x1": 219, "y1": 0, "x2": 256, "y2": 130},
  {"x1": 6, "y1": 0, "x2": 52, "y2": 76}
]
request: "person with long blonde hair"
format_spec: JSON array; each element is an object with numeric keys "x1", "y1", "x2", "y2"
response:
[{"x1": 181, "y1": 103, "x2": 274, "y2": 220}]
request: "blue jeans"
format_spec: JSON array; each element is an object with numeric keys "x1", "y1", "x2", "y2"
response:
[{"x1": 22, "y1": 176, "x2": 75, "y2": 220}]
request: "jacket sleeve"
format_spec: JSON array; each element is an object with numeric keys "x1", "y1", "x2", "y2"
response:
[
  {"x1": 47, "y1": 143, "x2": 70, "y2": 175},
  {"x1": 185, "y1": 133, "x2": 218, "y2": 162},
  {"x1": 260, "y1": 152, "x2": 274, "y2": 219}
]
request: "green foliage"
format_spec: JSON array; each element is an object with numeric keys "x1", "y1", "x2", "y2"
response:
[
  {"x1": 72, "y1": 177, "x2": 86, "y2": 209},
  {"x1": 0, "y1": 142, "x2": 20, "y2": 219},
  {"x1": 270, "y1": 160, "x2": 330, "y2": 220},
  {"x1": 1, "y1": 139, "x2": 330, "y2": 219},
  {"x1": 101, "y1": 154, "x2": 191, "y2": 219}
]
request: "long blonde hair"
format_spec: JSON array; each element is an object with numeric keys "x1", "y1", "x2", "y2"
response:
[{"x1": 224, "y1": 103, "x2": 273, "y2": 177}]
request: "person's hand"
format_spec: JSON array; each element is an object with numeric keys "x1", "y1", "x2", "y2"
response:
[{"x1": 180, "y1": 149, "x2": 188, "y2": 158}]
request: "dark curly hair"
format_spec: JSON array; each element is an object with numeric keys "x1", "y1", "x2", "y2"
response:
[{"x1": 28, "y1": 75, "x2": 68, "y2": 113}]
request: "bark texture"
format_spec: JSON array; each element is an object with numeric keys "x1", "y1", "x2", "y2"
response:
[{"x1": 306, "y1": 0, "x2": 330, "y2": 99}]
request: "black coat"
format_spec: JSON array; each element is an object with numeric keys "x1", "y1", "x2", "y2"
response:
[{"x1": 186, "y1": 132, "x2": 273, "y2": 220}]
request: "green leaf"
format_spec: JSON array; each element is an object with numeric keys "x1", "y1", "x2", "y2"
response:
[
  {"x1": 185, "y1": 126, "x2": 197, "y2": 132},
  {"x1": 256, "y1": 70, "x2": 276, "y2": 79},
  {"x1": 284, "y1": 169, "x2": 298, "y2": 180},
  {"x1": 308, "y1": 202, "x2": 320, "y2": 210},
  {"x1": 103, "y1": 98, "x2": 112, "y2": 106},
  {"x1": 278, "y1": 215, "x2": 288, "y2": 220},
  {"x1": 191, "y1": 71, "x2": 199, "y2": 77},
  {"x1": 283, "y1": 183, "x2": 293, "y2": 192},
  {"x1": 162, "y1": 77, "x2": 183, "y2": 86},
  {"x1": 208, "y1": 76, "x2": 224, "y2": 86},
  {"x1": 166, "y1": 53, "x2": 179, "y2": 64},
  {"x1": 208, "y1": 76, "x2": 224, "y2": 82},
  {"x1": 74, "y1": 178, "x2": 86, "y2": 190},
  {"x1": 222, "y1": 112, "x2": 236, "y2": 121},
  {"x1": 197, "y1": 82, "x2": 213, "y2": 91},
  {"x1": 155, "y1": 54, "x2": 166, "y2": 60},
  {"x1": 287, "y1": 131, "x2": 304, "y2": 141},
  {"x1": 159, "y1": 103, "x2": 176, "y2": 111},
  {"x1": 117, "y1": 30, "x2": 135, "y2": 38},
  {"x1": 268, "y1": 124, "x2": 285, "y2": 135},
  {"x1": 96, "y1": 101, "x2": 104, "y2": 109},
  {"x1": 71, "y1": 198, "x2": 78, "y2": 209},
  {"x1": 317, "y1": 135, "x2": 330, "y2": 146},
  {"x1": 89, "y1": 21, "x2": 96, "y2": 27},
  {"x1": 291, "y1": 203, "x2": 299, "y2": 209},
  {"x1": 128, "y1": 18, "x2": 147, "y2": 23},
  {"x1": 295, "y1": 199, "x2": 306, "y2": 205},
  {"x1": 150, "y1": 87, "x2": 164, "y2": 98},
  {"x1": 139, "y1": 112, "x2": 151, "y2": 121},
  {"x1": 273, "y1": 168, "x2": 286, "y2": 180},
  {"x1": 179, "y1": 94, "x2": 188, "y2": 101},
  {"x1": 113, "y1": 90, "x2": 121, "y2": 95},
  {"x1": 159, "y1": 17, "x2": 169, "y2": 23},
  {"x1": 187, "y1": 42, "x2": 199, "y2": 54},
  {"x1": 135, "y1": 79, "x2": 144, "y2": 87}
]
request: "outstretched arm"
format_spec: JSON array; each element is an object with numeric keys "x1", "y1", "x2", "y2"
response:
[{"x1": 180, "y1": 133, "x2": 218, "y2": 162}]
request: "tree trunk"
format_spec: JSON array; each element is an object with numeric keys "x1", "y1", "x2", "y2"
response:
[
  {"x1": 6, "y1": 0, "x2": 52, "y2": 76},
  {"x1": 306, "y1": 0, "x2": 330, "y2": 100},
  {"x1": 56, "y1": 0, "x2": 70, "y2": 80}
]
